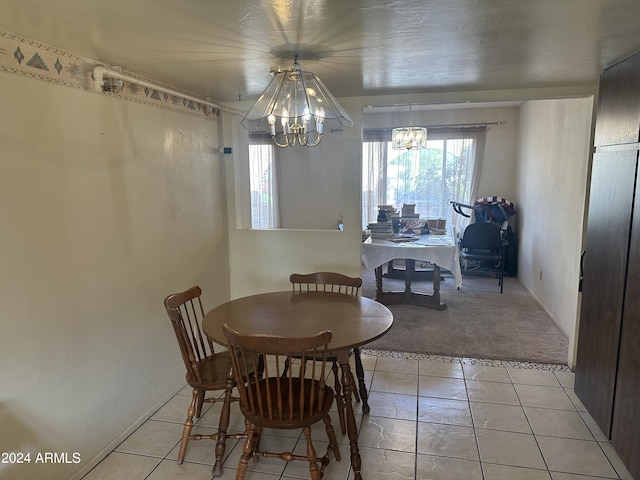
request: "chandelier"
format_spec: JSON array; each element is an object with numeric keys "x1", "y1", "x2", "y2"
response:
[
  {"x1": 241, "y1": 56, "x2": 353, "y2": 148},
  {"x1": 391, "y1": 105, "x2": 427, "y2": 150}
]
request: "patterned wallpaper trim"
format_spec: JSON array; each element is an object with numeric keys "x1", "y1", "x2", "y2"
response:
[{"x1": 0, "y1": 29, "x2": 219, "y2": 120}]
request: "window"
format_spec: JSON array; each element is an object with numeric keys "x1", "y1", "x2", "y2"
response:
[
  {"x1": 249, "y1": 133, "x2": 279, "y2": 228},
  {"x1": 362, "y1": 127, "x2": 486, "y2": 232}
]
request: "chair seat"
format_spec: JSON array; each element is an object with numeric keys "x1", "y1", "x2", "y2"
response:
[
  {"x1": 242, "y1": 378, "x2": 334, "y2": 429},
  {"x1": 185, "y1": 351, "x2": 232, "y2": 389},
  {"x1": 460, "y1": 251, "x2": 502, "y2": 262}
]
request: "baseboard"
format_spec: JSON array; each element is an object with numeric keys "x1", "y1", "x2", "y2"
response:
[
  {"x1": 68, "y1": 380, "x2": 187, "y2": 480},
  {"x1": 522, "y1": 282, "x2": 572, "y2": 339}
]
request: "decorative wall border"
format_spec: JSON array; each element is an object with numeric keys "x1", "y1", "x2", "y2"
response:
[{"x1": 0, "y1": 29, "x2": 219, "y2": 120}]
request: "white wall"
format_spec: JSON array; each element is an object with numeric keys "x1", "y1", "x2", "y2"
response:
[
  {"x1": 277, "y1": 142, "x2": 345, "y2": 230},
  {"x1": 232, "y1": 125, "x2": 345, "y2": 230},
  {"x1": 0, "y1": 73, "x2": 228, "y2": 479},
  {"x1": 517, "y1": 98, "x2": 594, "y2": 367}
]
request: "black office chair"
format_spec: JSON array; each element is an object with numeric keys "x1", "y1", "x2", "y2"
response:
[{"x1": 459, "y1": 222, "x2": 504, "y2": 293}]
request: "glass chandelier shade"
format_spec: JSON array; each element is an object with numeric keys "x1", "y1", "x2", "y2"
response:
[
  {"x1": 241, "y1": 58, "x2": 353, "y2": 147},
  {"x1": 391, "y1": 126, "x2": 428, "y2": 150}
]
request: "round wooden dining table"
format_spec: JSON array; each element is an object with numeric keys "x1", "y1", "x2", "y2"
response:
[{"x1": 203, "y1": 290, "x2": 393, "y2": 480}]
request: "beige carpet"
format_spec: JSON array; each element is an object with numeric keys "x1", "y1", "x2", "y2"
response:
[{"x1": 362, "y1": 268, "x2": 569, "y2": 365}]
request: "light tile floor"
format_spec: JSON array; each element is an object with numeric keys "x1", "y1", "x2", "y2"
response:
[{"x1": 81, "y1": 351, "x2": 633, "y2": 480}]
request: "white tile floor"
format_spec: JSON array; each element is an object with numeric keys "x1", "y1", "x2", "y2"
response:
[{"x1": 81, "y1": 352, "x2": 633, "y2": 480}]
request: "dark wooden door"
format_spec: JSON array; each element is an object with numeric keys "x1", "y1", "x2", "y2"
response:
[
  {"x1": 611, "y1": 149, "x2": 640, "y2": 479},
  {"x1": 593, "y1": 50, "x2": 640, "y2": 147},
  {"x1": 575, "y1": 150, "x2": 637, "y2": 436}
]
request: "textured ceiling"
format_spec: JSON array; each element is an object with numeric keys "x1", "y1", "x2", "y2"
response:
[{"x1": 1, "y1": 0, "x2": 640, "y2": 104}]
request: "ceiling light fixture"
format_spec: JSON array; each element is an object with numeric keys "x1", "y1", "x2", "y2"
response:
[
  {"x1": 241, "y1": 56, "x2": 353, "y2": 148},
  {"x1": 391, "y1": 105, "x2": 427, "y2": 150}
]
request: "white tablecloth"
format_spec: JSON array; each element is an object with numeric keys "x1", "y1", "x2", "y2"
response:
[{"x1": 362, "y1": 235, "x2": 463, "y2": 288}]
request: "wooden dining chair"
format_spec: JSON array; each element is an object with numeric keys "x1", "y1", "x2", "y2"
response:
[
  {"x1": 223, "y1": 324, "x2": 341, "y2": 480},
  {"x1": 289, "y1": 272, "x2": 368, "y2": 435},
  {"x1": 290, "y1": 272, "x2": 362, "y2": 296},
  {"x1": 164, "y1": 286, "x2": 247, "y2": 477}
]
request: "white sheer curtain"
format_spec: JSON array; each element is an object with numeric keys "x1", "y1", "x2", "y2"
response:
[
  {"x1": 362, "y1": 130, "x2": 387, "y2": 229},
  {"x1": 362, "y1": 126, "x2": 487, "y2": 235},
  {"x1": 428, "y1": 127, "x2": 487, "y2": 235},
  {"x1": 248, "y1": 133, "x2": 280, "y2": 229}
]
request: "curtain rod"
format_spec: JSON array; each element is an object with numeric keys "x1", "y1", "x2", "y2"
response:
[
  {"x1": 422, "y1": 121, "x2": 504, "y2": 128},
  {"x1": 92, "y1": 65, "x2": 244, "y2": 116},
  {"x1": 365, "y1": 121, "x2": 503, "y2": 133}
]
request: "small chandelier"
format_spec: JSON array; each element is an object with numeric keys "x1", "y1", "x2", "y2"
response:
[
  {"x1": 241, "y1": 56, "x2": 353, "y2": 148},
  {"x1": 391, "y1": 105, "x2": 427, "y2": 150}
]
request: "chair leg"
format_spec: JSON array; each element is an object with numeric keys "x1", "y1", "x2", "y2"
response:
[
  {"x1": 177, "y1": 389, "x2": 198, "y2": 464},
  {"x1": 499, "y1": 249, "x2": 505, "y2": 293},
  {"x1": 252, "y1": 425, "x2": 263, "y2": 460},
  {"x1": 350, "y1": 370, "x2": 361, "y2": 403},
  {"x1": 323, "y1": 414, "x2": 341, "y2": 461},
  {"x1": 212, "y1": 373, "x2": 236, "y2": 477},
  {"x1": 195, "y1": 390, "x2": 205, "y2": 418},
  {"x1": 236, "y1": 423, "x2": 256, "y2": 480},
  {"x1": 353, "y1": 348, "x2": 370, "y2": 414},
  {"x1": 331, "y1": 360, "x2": 347, "y2": 435},
  {"x1": 281, "y1": 357, "x2": 291, "y2": 377},
  {"x1": 302, "y1": 426, "x2": 321, "y2": 480}
]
